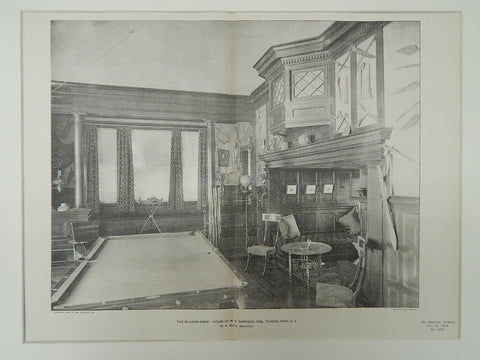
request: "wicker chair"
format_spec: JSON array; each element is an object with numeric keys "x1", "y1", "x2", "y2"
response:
[{"x1": 315, "y1": 236, "x2": 367, "y2": 307}]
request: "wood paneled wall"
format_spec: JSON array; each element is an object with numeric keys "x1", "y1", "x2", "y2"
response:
[
  {"x1": 360, "y1": 196, "x2": 420, "y2": 308},
  {"x1": 95, "y1": 202, "x2": 204, "y2": 236},
  {"x1": 51, "y1": 208, "x2": 91, "y2": 264},
  {"x1": 100, "y1": 213, "x2": 204, "y2": 237},
  {"x1": 383, "y1": 197, "x2": 420, "y2": 307},
  {"x1": 218, "y1": 185, "x2": 257, "y2": 255},
  {"x1": 267, "y1": 168, "x2": 364, "y2": 233},
  {"x1": 362, "y1": 163, "x2": 384, "y2": 307}
]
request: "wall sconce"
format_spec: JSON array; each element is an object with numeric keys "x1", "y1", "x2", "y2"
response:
[{"x1": 240, "y1": 174, "x2": 252, "y2": 193}]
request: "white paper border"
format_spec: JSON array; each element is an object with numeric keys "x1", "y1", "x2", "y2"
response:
[{"x1": 23, "y1": 10, "x2": 461, "y2": 343}]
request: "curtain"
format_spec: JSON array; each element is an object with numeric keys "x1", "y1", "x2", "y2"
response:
[
  {"x1": 117, "y1": 126, "x2": 136, "y2": 213},
  {"x1": 208, "y1": 187, "x2": 222, "y2": 248},
  {"x1": 197, "y1": 128, "x2": 208, "y2": 210},
  {"x1": 84, "y1": 125, "x2": 100, "y2": 214},
  {"x1": 168, "y1": 129, "x2": 184, "y2": 210}
]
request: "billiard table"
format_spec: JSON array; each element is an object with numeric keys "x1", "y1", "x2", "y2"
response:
[{"x1": 52, "y1": 231, "x2": 248, "y2": 310}]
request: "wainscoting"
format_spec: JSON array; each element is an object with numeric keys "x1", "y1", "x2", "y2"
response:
[
  {"x1": 383, "y1": 196, "x2": 420, "y2": 307},
  {"x1": 98, "y1": 212, "x2": 204, "y2": 236},
  {"x1": 51, "y1": 208, "x2": 90, "y2": 264}
]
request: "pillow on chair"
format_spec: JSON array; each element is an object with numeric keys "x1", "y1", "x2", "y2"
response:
[
  {"x1": 278, "y1": 220, "x2": 290, "y2": 238},
  {"x1": 338, "y1": 207, "x2": 361, "y2": 235},
  {"x1": 279, "y1": 214, "x2": 301, "y2": 239}
]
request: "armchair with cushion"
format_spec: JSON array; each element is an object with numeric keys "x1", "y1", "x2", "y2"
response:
[{"x1": 315, "y1": 236, "x2": 368, "y2": 307}]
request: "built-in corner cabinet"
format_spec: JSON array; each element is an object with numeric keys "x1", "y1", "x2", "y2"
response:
[
  {"x1": 253, "y1": 21, "x2": 387, "y2": 140},
  {"x1": 266, "y1": 59, "x2": 333, "y2": 135}
]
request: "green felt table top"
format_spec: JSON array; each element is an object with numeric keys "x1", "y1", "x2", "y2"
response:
[{"x1": 60, "y1": 232, "x2": 244, "y2": 307}]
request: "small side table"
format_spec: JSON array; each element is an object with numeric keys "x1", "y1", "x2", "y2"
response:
[
  {"x1": 281, "y1": 241, "x2": 332, "y2": 290},
  {"x1": 139, "y1": 200, "x2": 162, "y2": 234}
]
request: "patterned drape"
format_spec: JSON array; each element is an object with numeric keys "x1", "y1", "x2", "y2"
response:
[
  {"x1": 208, "y1": 187, "x2": 222, "y2": 247},
  {"x1": 197, "y1": 128, "x2": 208, "y2": 210},
  {"x1": 117, "y1": 126, "x2": 135, "y2": 213},
  {"x1": 168, "y1": 129, "x2": 184, "y2": 210},
  {"x1": 84, "y1": 125, "x2": 100, "y2": 214}
]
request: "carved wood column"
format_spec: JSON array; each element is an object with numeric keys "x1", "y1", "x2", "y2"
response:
[{"x1": 72, "y1": 113, "x2": 85, "y2": 208}]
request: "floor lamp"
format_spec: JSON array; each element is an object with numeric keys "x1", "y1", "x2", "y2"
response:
[{"x1": 240, "y1": 174, "x2": 252, "y2": 250}]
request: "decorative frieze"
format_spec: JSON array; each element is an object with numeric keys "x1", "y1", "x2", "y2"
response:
[
  {"x1": 52, "y1": 82, "x2": 252, "y2": 124},
  {"x1": 282, "y1": 52, "x2": 329, "y2": 66}
]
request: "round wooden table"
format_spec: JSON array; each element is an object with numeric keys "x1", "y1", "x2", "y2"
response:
[{"x1": 281, "y1": 242, "x2": 332, "y2": 289}]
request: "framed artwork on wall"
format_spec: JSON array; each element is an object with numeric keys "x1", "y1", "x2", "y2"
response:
[
  {"x1": 323, "y1": 184, "x2": 334, "y2": 194},
  {"x1": 218, "y1": 149, "x2": 230, "y2": 167},
  {"x1": 286, "y1": 185, "x2": 297, "y2": 194}
]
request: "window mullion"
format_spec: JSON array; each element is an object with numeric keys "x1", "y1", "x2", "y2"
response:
[{"x1": 350, "y1": 50, "x2": 358, "y2": 131}]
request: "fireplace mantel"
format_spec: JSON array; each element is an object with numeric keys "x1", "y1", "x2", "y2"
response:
[{"x1": 259, "y1": 127, "x2": 392, "y2": 169}]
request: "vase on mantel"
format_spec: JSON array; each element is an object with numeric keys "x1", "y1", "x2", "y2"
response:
[{"x1": 57, "y1": 203, "x2": 70, "y2": 212}]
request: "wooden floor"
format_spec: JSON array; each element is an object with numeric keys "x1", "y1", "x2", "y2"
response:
[{"x1": 223, "y1": 249, "x2": 319, "y2": 309}]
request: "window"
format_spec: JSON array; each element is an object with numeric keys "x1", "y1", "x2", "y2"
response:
[
  {"x1": 355, "y1": 35, "x2": 377, "y2": 128},
  {"x1": 334, "y1": 34, "x2": 380, "y2": 136},
  {"x1": 335, "y1": 52, "x2": 352, "y2": 135},
  {"x1": 293, "y1": 68, "x2": 325, "y2": 98},
  {"x1": 97, "y1": 127, "x2": 200, "y2": 205},
  {"x1": 181, "y1": 131, "x2": 199, "y2": 201},
  {"x1": 271, "y1": 75, "x2": 285, "y2": 107},
  {"x1": 131, "y1": 129, "x2": 171, "y2": 202},
  {"x1": 98, "y1": 127, "x2": 117, "y2": 204}
]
